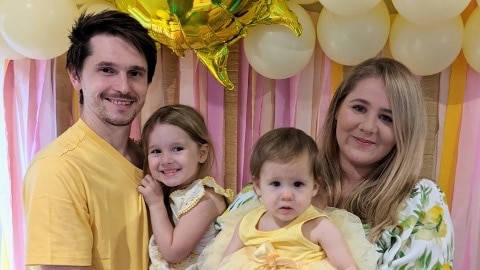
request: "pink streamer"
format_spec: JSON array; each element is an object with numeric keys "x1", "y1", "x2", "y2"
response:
[
  {"x1": 452, "y1": 67, "x2": 480, "y2": 269},
  {"x1": 4, "y1": 60, "x2": 24, "y2": 270},
  {"x1": 288, "y1": 75, "x2": 300, "y2": 127},
  {"x1": 274, "y1": 79, "x2": 290, "y2": 128},
  {"x1": 236, "y1": 41, "x2": 253, "y2": 189},
  {"x1": 316, "y1": 55, "x2": 332, "y2": 137},
  {"x1": 206, "y1": 73, "x2": 225, "y2": 185}
]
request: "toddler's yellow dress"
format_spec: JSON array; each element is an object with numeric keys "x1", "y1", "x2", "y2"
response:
[
  {"x1": 219, "y1": 205, "x2": 336, "y2": 269},
  {"x1": 197, "y1": 198, "x2": 378, "y2": 269}
]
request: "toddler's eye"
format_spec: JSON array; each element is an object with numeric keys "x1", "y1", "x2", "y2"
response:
[
  {"x1": 293, "y1": 181, "x2": 305, "y2": 188},
  {"x1": 271, "y1": 181, "x2": 281, "y2": 187}
]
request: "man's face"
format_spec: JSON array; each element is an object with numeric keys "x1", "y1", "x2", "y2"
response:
[{"x1": 69, "y1": 34, "x2": 149, "y2": 128}]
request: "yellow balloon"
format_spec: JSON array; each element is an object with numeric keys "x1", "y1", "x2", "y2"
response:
[
  {"x1": 114, "y1": 0, "x2": 302, "y2": 90},
  {"x1": 392, "y1": 0, "x2": 470, "y2": 26},
  {"x1": 317, "y1": 1, "x2": 390, "y2": 66},
  {"x1": 0, "y1": 0, "x2": 79, "y2": 60},
  {"x1": 389, "y1": 15, "x2": 464, "y2": 76},
  {"x1": 463, "y1": 7, "x2": 480, "y2": 73},
  {"x1": 319, "y1": 0, "x2": 381, "y2": 16},
  {"x1": 79, "y1": 0, "x2": 117, "y2": 14},
  {"x1": 244, "y1": 3, "x2": 315, "y2": 79},
  {"x1": 288, "y1": 0, "x2": 319, "y2": 5}
]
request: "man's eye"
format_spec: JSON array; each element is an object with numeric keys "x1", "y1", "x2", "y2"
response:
[
  {"x1": 130, "y1": 70, "x2": 144, "y2": 77},
  {"x1": 100, "y1": 67, "x2": 114, "y2": 73}
]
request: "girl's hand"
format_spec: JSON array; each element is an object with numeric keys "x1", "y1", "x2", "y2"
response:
[{"x1": 138, "y1": 174, "x2": 164, "y2": 208}]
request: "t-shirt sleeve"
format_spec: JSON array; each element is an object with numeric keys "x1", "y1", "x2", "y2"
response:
[
  {"x1": 23, "y1": 156, "x2": 93, "y2": 266},
  {"x1": 376, "y1": 179, "x2": 454, "y2": 269}
]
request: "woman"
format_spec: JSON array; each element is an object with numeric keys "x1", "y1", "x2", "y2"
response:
[
  {"x1": 315, "y1": 57, "x2": 453, "y2": 269},
  {"x1": 201, "y1": 57, "x2": 454, "y2": 269}
]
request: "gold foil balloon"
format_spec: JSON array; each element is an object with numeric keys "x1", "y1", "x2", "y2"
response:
[{"x1": 113, "y1": 0, "x2": 302, "y2": 90}]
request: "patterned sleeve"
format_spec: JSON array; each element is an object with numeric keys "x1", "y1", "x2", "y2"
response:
[{"x1": 375, "y1": 179, "x2": 454, "y2": 270}]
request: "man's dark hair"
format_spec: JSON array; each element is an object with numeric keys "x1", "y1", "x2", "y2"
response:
[{"x1": 66, "y1": 10, "x2": 157, "y2": 84}]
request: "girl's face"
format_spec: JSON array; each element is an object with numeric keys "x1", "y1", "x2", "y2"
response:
[
  {"x1": 335, "y1": 77, "x2": 396, "y2": 174},
  {"x1": 147, "y1": 123, "x2": 208, "y2": 189},
  {"x1": 253, "y1": 152, "x2": 319, "y2": 228}
]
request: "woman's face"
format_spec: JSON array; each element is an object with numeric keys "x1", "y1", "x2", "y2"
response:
[{"x1": 335, "y1": 77, "x2": 396, "y2": 174}]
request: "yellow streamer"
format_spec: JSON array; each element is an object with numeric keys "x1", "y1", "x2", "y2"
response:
[
  {"x1": 437, "y1": 0, "x2": 476, "y2": 206},
  {"x1": 330, "y1": 61, "x2": 343, "y2": 96}
]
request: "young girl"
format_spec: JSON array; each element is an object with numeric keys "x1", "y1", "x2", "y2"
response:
[
  {"x1": 216, "y1": 127, "x2": 377, "y2": 270},
  {"x1": 138, "y1": 104, "x2": 234, "y2": 269}
]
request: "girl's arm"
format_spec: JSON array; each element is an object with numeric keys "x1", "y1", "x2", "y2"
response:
[
  {"x1": 221, "y1": 223, "x2": 244, "y2": 260},
  {"x1": 309, "y1": 217, "x2": 357, "y2": 270},
  {"x1": 139, "y1": 175, "x2": 226, "y2": 263}
]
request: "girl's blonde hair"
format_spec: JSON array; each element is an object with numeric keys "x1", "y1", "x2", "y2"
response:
[{"x1": 318, "y1": 57, "x2": 427, "y2": 242}]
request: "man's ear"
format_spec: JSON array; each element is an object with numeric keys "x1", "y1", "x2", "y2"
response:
[{"x1": 68, "y1": 69, "x2": 82, "y2": 90}]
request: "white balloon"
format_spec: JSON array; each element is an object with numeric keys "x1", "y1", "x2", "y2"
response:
[
  {"x1": 244, "y1": 3, "x2": 316, "y2": 79},
  {"x1": 392, "y1": 0, "x2": 470, "y2": 26},
  {"x1": 463, "y1": 7, "x2": 480, "y2": 73},
  {"x1": 389, "y1": 15, "x2": 464, "y2": 76},
  {"x1": 0, "y1": 1, "x2": 24, "y2": 60},
  {"x1": 316, "y1": 1, "x2": 390, "y2": 66},
  {"x1": 0, "y1": 33, "x2": 24, "y2": 60},
  {"x1": 319, "y1": 0, "x2": 381, "y2": 16},
  {"x1": 0, "y1": 0, "x2": 79, "y2": 60}
]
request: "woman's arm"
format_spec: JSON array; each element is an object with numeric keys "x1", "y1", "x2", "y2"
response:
[{"x1": 376, "y1": 179, "x2": 454, "y2": 269}]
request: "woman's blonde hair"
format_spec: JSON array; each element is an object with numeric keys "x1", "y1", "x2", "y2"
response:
[{"x1": 318, "y1": 57, "x2": 427, "y2": 242}]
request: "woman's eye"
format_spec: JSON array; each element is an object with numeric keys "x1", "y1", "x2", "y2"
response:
[
  {"x1": 352, "y1": 104, "x2": 366, "y2": 113},
  {"x1": 379, "y1": 114, "x2": 393, "y2": 124}
]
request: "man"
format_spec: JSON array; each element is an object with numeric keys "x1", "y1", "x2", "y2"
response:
[{"x1": 23, "y1": 10, "x2": 157, "y2": 269}]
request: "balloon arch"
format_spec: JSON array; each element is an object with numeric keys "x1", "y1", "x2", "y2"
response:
[{"x1": 0, "y1": 0, "x2": 479, "y2": 88}]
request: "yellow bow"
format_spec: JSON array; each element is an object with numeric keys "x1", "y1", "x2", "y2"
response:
[{"x1": 249, "y1": 241, "x2": 299, "y2": 270}]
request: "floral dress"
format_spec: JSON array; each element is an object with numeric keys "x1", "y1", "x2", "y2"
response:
[{"x1": 219, "y1": 179, "x2": 454, "y2": 269}]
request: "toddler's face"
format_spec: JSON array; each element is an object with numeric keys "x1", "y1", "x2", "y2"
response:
[{"x1": 253, "y1": 152, "x2": 318, "y2": 228}]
